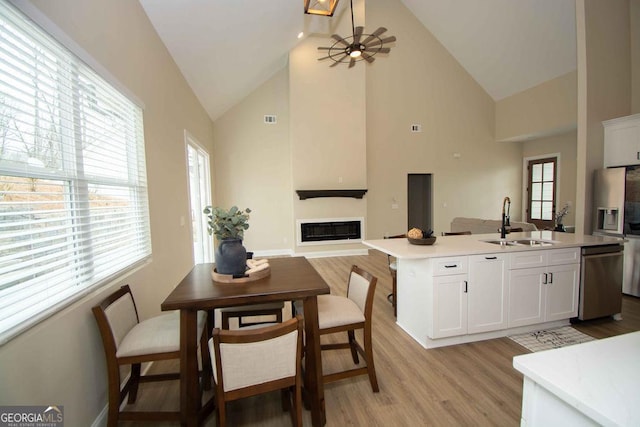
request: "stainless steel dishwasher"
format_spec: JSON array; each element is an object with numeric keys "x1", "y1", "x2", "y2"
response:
[{"x1": 578, "y1": 244, "x2": 624, "y2": 320}]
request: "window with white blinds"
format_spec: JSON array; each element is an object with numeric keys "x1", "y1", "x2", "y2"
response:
[{"x1": 0, "y1": 2, "x2": 151, "y2": 343}]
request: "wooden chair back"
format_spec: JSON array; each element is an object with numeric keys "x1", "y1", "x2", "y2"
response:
[{"x1": 209, "y1": 316, "x2": 304, "y2": 427}]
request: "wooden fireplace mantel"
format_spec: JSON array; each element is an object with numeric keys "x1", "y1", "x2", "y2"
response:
[{"x1": 296, "y1": 189, "x2": 368, "y2": 200}]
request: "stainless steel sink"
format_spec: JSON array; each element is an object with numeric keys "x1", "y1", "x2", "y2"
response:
[
  {"x1": 483, "y1": 239, "x2": 519, "y2": 246},
  {"x1": 482, "y1": 238, "x2": 558, "y2": 247},
  {"x1": 512, "y1": 239, "x2": 556, "y2": 247}
]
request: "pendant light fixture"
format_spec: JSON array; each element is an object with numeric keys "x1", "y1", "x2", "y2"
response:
[{"x1": 304, "y1": 0, "x2": 339, "y2": 17}]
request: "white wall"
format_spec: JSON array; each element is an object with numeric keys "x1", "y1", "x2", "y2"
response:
[{"x1": 0, "y1": 1, "x2": 214, "y2": 425}]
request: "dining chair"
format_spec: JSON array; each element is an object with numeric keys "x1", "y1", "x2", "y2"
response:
[
  {"x1": 317, "y1": 265, "x2": 379, "y2": 392},
  {"x1": 442, "y1": 231, "x2": 472, "y2": 236},
  {"x1": 208, "y1": 316, "x2": 304, "y2": 427},
  {"x1": 384, "y1": 233, "x2": 406, "y2": 317},
  {"x1": 92, "y1": 284, "x2": 211, "y2": 427},
  {"x1": 218, "y1": 302, "x2": 285, "y2": 329}
]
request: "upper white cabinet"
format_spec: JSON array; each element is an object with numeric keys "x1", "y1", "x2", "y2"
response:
[{"x1": 603, "y1": 113, "x2": 640, "y2": 167}]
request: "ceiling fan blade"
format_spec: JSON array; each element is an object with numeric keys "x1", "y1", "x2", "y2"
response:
[
  {"x1": 318, "y1": 47, "x2": 333, "y2": 50},
  {"x1": 361, "y1": 52, "x2": 375, "y2": 63},
  {"x1": 353, "y1": 26, "x2": 364, "y2": 44},
  {"x1": 330, "y1": 54, "x2": 349, "y2": 67},
  {"x1": 361, "y1": 27, "x2": 387, "y2": 45},
  {"x1": 331, "y1": 34, "x2": 349, "y2": 46},
  {"x1": 366, "y1": 36, "x2": 397, "y2": 48},
  {"x1": 376, "y1": 47, "x2": 391, "y2": 54},
  {"x1": 348, "y1": 57, "x2": 356, "y2": 68}
]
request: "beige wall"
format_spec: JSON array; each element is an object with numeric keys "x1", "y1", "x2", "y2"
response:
[
  {"x1": 212, "y1": 68, "x2": 293, "y2": 255},
  {"x1": 575, "y1": 0, "x2": 631, "y2": 234},
  {"x1": 0, "y1": 0, "x2": 213, "y2": 425},
  {"x1": 289, "y1": 35, "x2": 368, "y2": 254},
  {"x1": 522, "y1": 131, "x2": 578, "y2": 227},
  {"x1": 366, "y1": 0, "x2": 523, "y2": 236},
  {"x1": 496, "y1": 71, "x2": 577, "y2": 142},
  {"x1": 632, "y1": 0, "x2": 640, "y2": 114}
]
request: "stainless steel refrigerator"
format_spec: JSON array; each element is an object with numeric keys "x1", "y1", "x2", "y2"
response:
[{"x1": 593, "y1": 166, "x2": 640, "y2": 296}]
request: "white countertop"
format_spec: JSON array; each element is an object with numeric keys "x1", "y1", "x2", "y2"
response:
[
  {"x1": 513, "y1": 331, "x2": 640, "y2": 426},
  {"x1": 363, "y1": 231, "x2": 624, "y2": 259}
]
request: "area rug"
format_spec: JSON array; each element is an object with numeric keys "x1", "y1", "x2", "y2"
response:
[{"x1": 508, "y1": 326, "x2": 596, "y2": 352}]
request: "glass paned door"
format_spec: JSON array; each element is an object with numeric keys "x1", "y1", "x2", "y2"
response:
[
  {"x1": 526, "y1": 157, "x2": 557, "y2": 229},
  {"x1": 186, "y1": 135, "x2": 212, "y2": 264}
]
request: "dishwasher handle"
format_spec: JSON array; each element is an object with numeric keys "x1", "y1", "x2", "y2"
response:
[{"x1": 581, "y1": 245, "x2": 623, "y2": 256}]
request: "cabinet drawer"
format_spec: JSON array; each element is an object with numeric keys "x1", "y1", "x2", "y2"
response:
[
  {"x1": 546, "y1": 248, "x2": 580, "y2": 266},
  {"x1": 509, "y1": 251, "x2": 546, "y2": 269},
  {"x1": 433, "y1": 256, "x2": 468, "y2": 276}
]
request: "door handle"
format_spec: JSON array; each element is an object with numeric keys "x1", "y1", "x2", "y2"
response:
[
  {"x1": 485, "y1": 256, "x2": 497, "y2": 260},
  {"x1": 445, "y1": 264, "x2": 458, "y2": 268},
  {"x1": 543, "y1": 273, "x2": 548, "y2": 284},
  {"x1": 464, "y1": 280, "x2": 468, "y2": 293},
  {"x1": 548, "y1": 272, "x2": 553, "y2": 284}
]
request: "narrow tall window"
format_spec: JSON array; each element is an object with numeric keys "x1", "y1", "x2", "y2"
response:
[
  {"x1": 186, "y1": 135, "x2": 212, "y2": 264},
  {"x1": 0, "y1": 2, "x2": 150, "y2": 343},
  {"x1": 526, "y1": 157, "x2": 557, "y2": 229}
]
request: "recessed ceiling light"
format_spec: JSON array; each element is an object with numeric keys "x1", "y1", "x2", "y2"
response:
[{"x1": 297, "y1": 32, "x2": 304, "y2": 39}]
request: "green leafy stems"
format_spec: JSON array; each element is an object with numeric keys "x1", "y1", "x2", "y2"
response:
[{"x1": 203, "y1": 205, "x2": 251, "y2": 240}]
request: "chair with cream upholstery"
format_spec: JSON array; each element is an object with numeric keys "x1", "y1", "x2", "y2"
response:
[
  {"x1": 317, "y1": 265, "x2": 379, "y2": 392},
  {"x1": 442, "y1": 231, "x2": 472, "y2": 236},
  {"x1": 208, "y1": 316, "x2": 304, "y2": 427},
  {"x1": 218, "y1": 302, "x2": 285, "y2": 329},
  {"x1": 384, "y1": 233, "x2": 405, "y2": 317},
  {"x1": 92, "y1": 285, "x2": 211, "y2": 427}
]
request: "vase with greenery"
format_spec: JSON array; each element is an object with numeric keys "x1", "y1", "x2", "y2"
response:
[
  {"x1": 555, "y1": 203, "x2": 570, "y2": 232},
  {"x1": 203, "y1": 205, "x2": 251, "y2": 275}
]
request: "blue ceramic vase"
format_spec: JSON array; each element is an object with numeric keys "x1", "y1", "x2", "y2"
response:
[{"x1": 214, "y1": 238, "x2": 247, "y2": 276}]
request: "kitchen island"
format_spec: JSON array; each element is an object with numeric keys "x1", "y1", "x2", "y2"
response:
[
  {"x1": 364, "y1": 231, "x2": 624, "y2": 348},
  {"x1": 513, "y1": 331, "x2": 640, "y2": 426}
]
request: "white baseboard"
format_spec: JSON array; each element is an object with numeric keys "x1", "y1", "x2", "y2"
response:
[
  {"x1": 252, "y1": 249, "x2": 294, "y2": 258},
  {"x1": 296, "y1": 249, "x2": 369, "y2": 258}
]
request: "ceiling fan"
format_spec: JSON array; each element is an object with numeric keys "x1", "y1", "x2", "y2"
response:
[{"x1": 317, "y1": 0, "x2": 396, "y2": 68}]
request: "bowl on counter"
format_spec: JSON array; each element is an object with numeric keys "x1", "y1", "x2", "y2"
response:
[{"x1": 407, "y1": 236, "x2": 436, "y2": 245}]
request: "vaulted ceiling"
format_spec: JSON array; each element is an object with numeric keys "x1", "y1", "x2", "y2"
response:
[{"x1": 139, "y1": 0, "x2": 576, "y2": 121}]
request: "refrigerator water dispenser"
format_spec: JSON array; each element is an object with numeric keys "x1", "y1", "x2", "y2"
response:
[{"x1": 596, "y1": 208, "x2": 620, "y2": 232}]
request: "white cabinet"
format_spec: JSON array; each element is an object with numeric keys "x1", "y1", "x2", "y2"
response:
[
  {"x1": 432, "y1": 273, "x2": 468, "y2": 338},
  {"x1": 603, "y1": 113, "x2": 640, "y2": 167},
  {"x1": 468, "y1": 254, "x2": 508, "y2": 334},
  {"x1": 508, "y1": 248, "x2": 580, "y2": 328},
  {"x1": 431, "y1": 256, "x2": 468, "y2": 338},
  {"x1": 431, "y1": 254, "x2": 507, "y2": 338}
]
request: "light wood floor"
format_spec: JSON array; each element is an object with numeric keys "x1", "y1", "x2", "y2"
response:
[{"x1": 121, "y1": 250, "x2": 640, "y2": 426}]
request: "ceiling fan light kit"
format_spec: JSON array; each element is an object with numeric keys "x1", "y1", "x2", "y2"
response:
[
  {"x1": 304, "y1": 0, "x2": 339, "y2": 16},
  {"x1": 313, "y1": 0, "x2": 396, "y2": 68}
]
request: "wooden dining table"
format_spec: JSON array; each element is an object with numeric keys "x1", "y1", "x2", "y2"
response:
[{"x1": 161, "y1": 257, "x2": 330, "y2": 427}]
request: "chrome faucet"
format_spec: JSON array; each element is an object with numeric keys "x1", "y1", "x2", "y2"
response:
[{"x1": 501, "y1": 196, "x2": 511, "y2": 239}]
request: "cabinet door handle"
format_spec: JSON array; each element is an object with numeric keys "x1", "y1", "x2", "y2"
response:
[
  {"x1": 444, "y1": 264, "x2": 458, "y2": 268},
  {"x1": 485, "y1": 256, "x2": 497, "y2": 260},
  {"x1": 464, "y1": 280, "x2": 468, "y2": 293},
  {"x1": 543, "y1": 273, "x2": 548, "y2": 284},
  {"x1": 637, "y1": 151, "x2": 639, "y2": 160},
  {"x1": 549, "y1": 272, "x2": 553, "y2": 284}
]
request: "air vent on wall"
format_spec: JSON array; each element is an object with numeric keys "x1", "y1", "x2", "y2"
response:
[{"x1": 264, "y1": 115, "x2": 277, "y2": 124}]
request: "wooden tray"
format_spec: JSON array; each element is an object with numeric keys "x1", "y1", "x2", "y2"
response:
[{"x1": 211, "y1": 264, "x2": 271, "y2": 283}]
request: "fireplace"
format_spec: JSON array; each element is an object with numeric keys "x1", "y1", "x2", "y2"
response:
[{"x1": 297, "y1": 218, "x2": 364, "y2": 246}]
